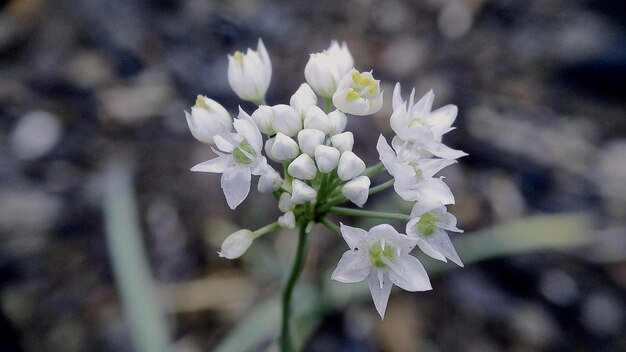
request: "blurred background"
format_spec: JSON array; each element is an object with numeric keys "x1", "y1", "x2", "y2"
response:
[{"x1": 1, "y1": 0, "x2": 625, "y2": 351}]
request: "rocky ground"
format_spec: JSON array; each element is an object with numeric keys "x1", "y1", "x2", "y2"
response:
[{"x1": 0, "y1": 0, "x2": 625, "y2": 351}]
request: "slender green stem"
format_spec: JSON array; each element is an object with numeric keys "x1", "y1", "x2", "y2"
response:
[
  {"x1": 252, "y1": 222, "x2": 281, "y2": 239},
  {"x1": 327, "y1": 207, "x2": 410, "y2": 221},
  {"x1": 324, "y1": 97, "x2": 332, "y2": 113},
  {"x1": 281, "y1": 222, "x2": 310, "y2": 352},
  {"x1": 362, "y1": 162, "x2": 385, "y2": 178},
  {"x1": 319, "y1": 217, "x2": 341, "y2": 236},
  {"x1": 368, "y1": 179, "x2": 394, "y2": 196}
]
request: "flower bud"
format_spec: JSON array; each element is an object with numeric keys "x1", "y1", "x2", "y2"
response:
[
  {"x1": 303, "y1": 105, "x2": 331, "y2": 134},
  {"x1": 291, "y1": 179, "x2": 317, "y2": 204},
  {"x1": 271, "y1": 133, "x2": 299, "y2": 161},
  {"x1": 341, "y1": 176, "x2": 371, "y2": 207},
  {"x1": 332, "y1": 69, "x2": 383, "y2": 116},
  {"x1": 304, "y1": 52, "x2": 342, "y2": 98},
  {"x1": 185, "y1": 95, "x2": 232, "y2": 144},
  {"x1": 218, "y1": 229, "x2": 254, "y2": 259},
  {"x1": 330, "y1": 132, "x2": 354, "y2": 153},
  {"x1": 297, "y1": 128, "x2": 326, "y2": 157},
  {"x1": 278, "y1": 211, "x2": 296, "y2": 229},
  {"x1": 290, "y1": 83, "x2": 317, "y2": 117},
  {"x1": 326, "y1": 40, "x2": 354, "y2": 77},
  {"x1": 337, "y1": 151, "x2": 366, "y2": 181},
  {"x1": 257, "y1": 168, "x2": 283, "y2": 193},
  {"x1": 251, "y1": 105, "x2": 275, "y2": 135},
  {"x1": 288, "y1": 154, "x2": 317, "y2": 180},
  {"x1": 314, "y1": 145, "x2": 340, "y2": 173},
  {"x1": 264, "y1": 137, "x2": 279, "y2": 162},
  {"x1": 227, "y1": 39, "x2": 272, "y2": 104},
  {"x1": 278, "y1": 192, "x2": 294, "y2": 212},
  {"x1": 328, "y1": 109, "x2": 347, "y2": 135},
  {"x1": 272, "y1": 104, "x2": 302, "y2": 137}
]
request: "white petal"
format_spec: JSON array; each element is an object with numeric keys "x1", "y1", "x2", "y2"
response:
[
  {"x1": 376, "y1": 135, "x2": 396, "y2": 172},
  {"x1": 422, "y1": 141, "x2": 467, "y2": 160},
  {"x1": 337, "y1": 151, "x2": 366, "y2": 181},
  {"x1": 340, "y1": 223, "x2": 368, "y2": 250},
  {"x1": 221, "y1": 166, "x2": 252, "y2": 209},
  {"x1": 412, "y1": 89, "x2": 434, "y2": 117},
  {"x1": 416, "y1": 238, "x2": 447, "y2": 262},
  {"x1": 387, "y1": 255, "x2": 432, "y2": 292},
  {"x1": 422, "y1": 229, "x2": 464, "y2": 267},
  {"x1": 288, "y1": 154, "x2": 317, "y2": 180},
  {"x1": 330, "y1": 132, "x2": 354, "y2": 153},
  {"x1": 415, "y1": 178, "x2": 455, "y2": 205},
  {"x1": 392, "y1": 82, "x2": 404, "y2": 110},
  {"x1": 218, "y1": 229, "x2": 253, "y2": 259},
  {"x1": 331, "y1": 250, "x2": 371, "y2": 283},
  {"x1": 190, "y1": 155, "x2": 231, "y2": 173},
  {"x1": 234, "y1": 108, "x2": 263, "y2": 152},
  {"x1": 426, "y1": 104, "x2": 457, "y2": 136},
  {"x1": 341, "y1": 176, "x2": 370, "y2": 207},
  {"x1": 315, "y1": 145, "x2": 341, "y2": 173},
  {"x1": 409, "y1": 201, "x2": 441, "y2": 218},
  {"x1": 416, "y1": 158, "x2": 456, "y2": 179},
  {"x1": 214, "y1": 134, "x2": 236, "y2": 153},
  {"x1": 368, "y1": 270, "x2": 393, "y2": 320},
  {"x1": 291, "y1": 179, "x2": 317, "y2": 204}
]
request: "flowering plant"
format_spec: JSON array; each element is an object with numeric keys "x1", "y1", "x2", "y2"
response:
[{"x1": 186, "y1": 39, "x2": 466, "y2": 351}]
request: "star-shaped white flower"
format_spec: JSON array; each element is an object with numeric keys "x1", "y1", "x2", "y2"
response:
[
  {"x1": 390, "y1": 83, "x2": 466, "y2": 160},
  {"x1": 331, "y1": 223, "x2": 432, "y2": 319},
  {"x1": 191, "y1": 108, "x2": 274, "y2": 209},
  {"x1": 406, "y1": 201, "x2": 464, "y2": 267},
  {"x1": 377, "y1": 135, "x2": 455, "y2": 204}
]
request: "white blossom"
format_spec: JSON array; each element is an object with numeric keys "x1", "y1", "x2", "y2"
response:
[
  {"x1": 377, "y1": 135, "x2": 455, "y2": 204},
  {"x1": 288, "y1": 154, "x2": 317, "y2": 180},
  {"x1": 337, "y1": 151, "x2": 366, "y2": 181},
  {"x1": 191, "y1": 108, "x2": 274, "y2": 209},
  {"x1": 406, "y1": 201, "x2": 463, "y2": 267},
  {"x1": 227, "y1": 39, "x2": 272, "y2": 104},
  {"x1": 390, "y1": 83, "x2": 466, "y2": 160},
  {"x1": 271, "y1": 132, "x2": 300, "y2": 161},
  {"x1": 278, "y1": 192, "x2": 294, "y2": 212},
  {"x1": 251, "y1": 105, "x2": 275, "y2": 135},
  {"x1": 333, "y1": 69, "x2": 383, "y2": 116},
  {"x1": 257, "y1": 167, "x2": 283, "y2": 193},
  {"x1": 272, "y1": 104, "x2": 302, "y2": 137},
  {"x1": 314, "y1": 145, "x2": 341, "y2": 173},
  {"x1": 297, "y1": 128, "x2": 326, "y2": 157},
  {"x1": 328, "y1": 109, "x2": 347, "y2": 135},
  {"x1": 341, "y1": 176, "x2": 371, "y2": 207},
  {"x1": 291, "y1": 179, "x2": 317, "y2": 204},
  {"x1": 304, "y1": 52, "x2": 342, "y2": 98},
  {"x1": 325, "y1": 40, "x2": 354, "y2": 77},
  {"x1": 331, "y1": 224, "x2": 431, "y2": 319},
  {"x1": 290, "y1": 83, "x2": 318, "y2": 117},
  {"x1": 303, "y1": 105, "x2": 331, "y2": 134},
  {"x1": 219, "y1": 229, "x2": 254, "y2": 259},
  {"x1": 278, "y1": 211, "x2": 296, "y2": 229},
  {"x1": 330, "y1": 131, "x2": 354, "y2": 153},
  {"x1": 185, "y1": 95, "x2": 233, "y2": 144}
]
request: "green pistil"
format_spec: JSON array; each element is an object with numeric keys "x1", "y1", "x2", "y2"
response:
[
  {"x1": 368, "y1": 242, "x2": 395, "y2": 268},
  {"x1": 233, "y1": 139, "x2": 255, "y2": 164},
  {"x1": 418, "y1": 212, "x2": 438, "y2": 237},
  {"x1": 346, "y1": 88, "x2": 360, "y2": 102},
  {"x1": 233, "y1": 51, "x2": 244, "y2": 66},
  {"x1": 195, "y1": 95, "x2": 209, "y2": 110},
  {"x1": 408, "y1": 163, "x2": 422, "y2": 179}
]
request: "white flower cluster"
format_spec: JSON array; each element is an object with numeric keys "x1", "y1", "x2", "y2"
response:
[{"x1": 185, "y1": 40, "x2": 466, "y2": 320}]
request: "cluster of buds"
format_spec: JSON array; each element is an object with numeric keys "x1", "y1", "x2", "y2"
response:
[{"x1": 185, "y1": 40, "x2": 466, "y2": 319}]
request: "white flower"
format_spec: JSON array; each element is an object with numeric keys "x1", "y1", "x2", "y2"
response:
[
  {"x1": 303, "y1": 105, "x2": 331, "y2": 134},
  {"x1": 327, "y1": 109, "x2": 347, "y2": 135},
  {"x1": 227, "y1": 39, "x2": 272, "y2": 104},
  {"x1": 390, "y1": 83, "x2": 466, "y2": 160},
  {"x1": 291, "y1": 179, "x2": 317, "y2": 204},
  {"x1": 278, "y1": 211, "x2": 296, "y2": 229},
  {"x1": 288, "y1": 154, "x2": 317, "y2": 180},
  {"x1": 257, "y1": 168, "x2": 283, "y2": 193},
  {"x1": 337, "y1": 151, "x2": 366, "y2": 181},
  {"x1": 377, "y1": 135, "x2": 456, "y2": 204},
  {"x1": 341, "y1": 176, "x2": 371, "y2": 207},
  {"x1": 332, "y1": 69, "x2": 383, "y2": 116},
  {"x1": 406, "y1": 202, "x2": 464, "y2": 267},
  {"x1": 331, "y1": 224, "x2": 431, "y2": 319},
  {"x1": 290, "y1": 83, "x2": 318, "y2": 117},
  {"x1": 191, "y1": 107, "x2": 273, "y2": 209},
  {"x1": 271, "y1": 133, "x2": 300, "y2": 161},
  {"x1": 297, "y1": 128, "x2": 326, "y2": 157},
  {"x1": 272, "y1": 104, "x2": 302, "y2": 137},
  {"x1": 251, "y1": 105, "x2": 274, "y2": 135},
  {"x1": 314, "y1": 145, "x2": 341, "y2": 173},
  {"x1": 185, "y1": 95, "x2": 233, "y2": 144},
  {"x1": 251, "y1": 104, "x2": 302, "y2": 137},
  {"x1": 304, "y1": 52, "x2": 342, "y2": 98},
  {"x1": 330, "y1": 132, "x2": 354, "y2": 153},
  {"x1": 219, "y1": 229, "x2": 254, "y2": 259},
  {"x1": 325, "y1": 40, "x2": 354, "y2": 77},
  {"x1": 278, "y1": 192, "x2": 294, "y2": 212}
]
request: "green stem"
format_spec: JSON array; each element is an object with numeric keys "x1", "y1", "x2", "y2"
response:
[
  {"x1": 327, "y1": 207, "x2": 410, "y2": 221},
  {"x1": 368, "y1": 179, "x2": 394, "y2": 196},
  {"x1": 319, "y1": 217, "x2": 341, "y2": 236},
  {"x1": 252, "y1": 222, "x2": 281, "y2": 239},
  {"x1": 362, "y1": 162, "x2": 385, "y2": 178},
  {"x1": 281, "y1": 222, "x2": 310, "y2": 352},
  {"x1": 324, "y1": 97, "x2": 332, "y2": 113}
]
